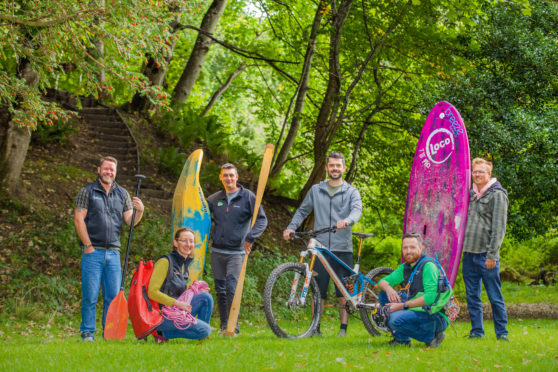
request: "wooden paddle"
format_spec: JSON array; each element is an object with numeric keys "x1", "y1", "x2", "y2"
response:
[
  {"x1": 225, "y1": 144, "x2": 274, "y2": 337},
  {"x1": 104, "y1": 174, "x2": 145, "y2": 340}
]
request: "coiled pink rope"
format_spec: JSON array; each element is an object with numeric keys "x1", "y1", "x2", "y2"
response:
[{"x1": 161, "y1": 280, "x2": 210, "y2": 330}]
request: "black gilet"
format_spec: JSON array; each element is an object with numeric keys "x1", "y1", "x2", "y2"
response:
[{"x1": 159, "y1": 250, "x2": 193, "y2": 299}]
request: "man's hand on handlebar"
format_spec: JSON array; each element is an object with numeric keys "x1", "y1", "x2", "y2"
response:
[
  {"x1": 336, "y1": 219, "x2": 348, "y2": 230},
  {"x1": 283, "y1": 229, "x2": 295, "y2": 241}
]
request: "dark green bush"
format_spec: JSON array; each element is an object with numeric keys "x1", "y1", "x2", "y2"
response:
[
  {"x1": 157, "y1": 146, "x2": 186, "y2": 177},
  {"x1": 31, "y1": 117, "x2": 77, "y2": 145}
]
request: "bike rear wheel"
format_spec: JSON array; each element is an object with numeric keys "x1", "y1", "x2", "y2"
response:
[
  {"x1": 263, "y1": 262, "x2": 321, "y2": 338},
  {"x1": 359, "y1": 266, "x2": 395, "y2": 336}
]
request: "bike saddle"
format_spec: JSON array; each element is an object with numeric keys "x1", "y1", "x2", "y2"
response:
[{"x1": 352, "y1": 232, "x2": 374, "y2": 239}]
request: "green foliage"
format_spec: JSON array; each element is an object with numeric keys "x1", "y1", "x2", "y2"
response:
[
  {"x1": 359, "y1": 236, "x2": 401, "y2": 271},
  {"x1": 158, "y1": 107, "x2": 228, "y2": 151},
  {"x1": 500, "y1": 231, "x2": 558, "y2": 284},
  {"x1": 0, "y1": 0, "x2": 201, "y2": 129},
  {"x1": 157, "y1": 146, "x2": 186, "y2": 177},
  {"x1": 242, "y1": 249, "x2": 295, "y2": 310},
  {"x1": 420, "y1": 0, "x2": 558, "y2": 238},
  {"x1": 158, "y1": 106, "x2": 262, "y2": 172},
  {"x1": 30, "y1": 117, "x2": 77, "y2": 145}
]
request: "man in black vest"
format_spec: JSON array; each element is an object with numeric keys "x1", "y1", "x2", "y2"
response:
[
  {"x1": 377, "y1": 233, "x2": 451, "y2": 347},
  {"x1": 74, "y1": 156, "x2": 144, "y2": 342}
]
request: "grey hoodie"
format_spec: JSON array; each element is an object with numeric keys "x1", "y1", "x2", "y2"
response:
[{"x1": 287, "y1": 180, "x2": 362, "y2": 252}]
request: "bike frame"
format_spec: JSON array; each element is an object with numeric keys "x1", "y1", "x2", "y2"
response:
[{"x1": 291, "y1": 238, "x2": 377, "y2": 311}]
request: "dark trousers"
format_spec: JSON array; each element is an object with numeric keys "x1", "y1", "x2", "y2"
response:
[{"x1": 211, "y1": 251, "x2": 244, "y2": 331}]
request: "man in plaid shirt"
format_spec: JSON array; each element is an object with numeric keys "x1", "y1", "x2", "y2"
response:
[
  {"x1": 462, "y1": 158, "x2": 509, "y2": 341},
  {"x1": 74, "y1": 156, "x2": 144, "y2": 342}
]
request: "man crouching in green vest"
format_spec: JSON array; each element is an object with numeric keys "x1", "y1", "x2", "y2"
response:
[{"x1": 377, "y1": 233, "x2": 452, "y2": 347}]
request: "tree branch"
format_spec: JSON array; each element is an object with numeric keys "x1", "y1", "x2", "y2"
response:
[
  {"x1": 0, "y1": 8, "x2": 105, "y2": 27},
  {"x1": 179, "y1": 24, "x2": 299, "y2": 84}
]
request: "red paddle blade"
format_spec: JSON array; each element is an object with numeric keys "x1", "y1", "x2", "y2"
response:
[{"x1": 104, "y1": 291, "x2": 129, "y2": 340}]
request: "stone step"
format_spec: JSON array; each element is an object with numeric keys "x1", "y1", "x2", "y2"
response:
[
  {"x1": 85, "y1": 120, "x2": 126, "y2": 128},
  {"x1": 117, "y1": 175, "x2": 160, "y2": 186},
  {"x1": 82, "y1": 114, "x2": 121, "y2": 123},
  {"x1": 89, "y1": 127, "x2": 128, "y2": 136},
  {"x1": 93, "y1": 138, "x2": 135, "y2": 148},
  {"x1": 92, "y1": 133, "x2": 131, "y2": 141},
  {"x1": 94, "y1": 147, "x2": 136, "y2": 156},
  {"x1": 80, "y1": 155, "x2": 137, "y2": 166},
  {"x1": 145, "y1": 197, "x2": 173, "y2": 213},
  {"x1": 80, "y1": 107, "x2": 114, "y2": 113},
  {"x1": 138, "y1": 188, "x2": 171, "y2": 199}
]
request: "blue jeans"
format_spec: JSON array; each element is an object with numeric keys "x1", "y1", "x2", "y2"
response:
[
  {"x1": 379, "y1": 291, "x2": 448, "y2": 343},
  {"x1": 157, "y1": 292, "x2": 213, "y2": 340},
  {"x1": 80, "y1": 248, "x2": 121, "y2": 336},
  {"x1": 462, "y1": 252, "x2": 508, "y2": 337}
]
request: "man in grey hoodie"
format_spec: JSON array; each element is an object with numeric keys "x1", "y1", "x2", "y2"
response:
[{"x1": 283, "y1": 151, "x2": 362, "y2": 337}]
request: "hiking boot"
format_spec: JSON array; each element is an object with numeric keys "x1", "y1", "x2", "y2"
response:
[
  {"x1": 337, "y1": 329, "x2": 347, "y2": 337},
  {"x1": 427, "y1": 332, "x2": 445, "y2": 348},
  {"x1": 81, "y1": 332, "x2": 94, "y2": 342},
  {"x1": 497, "y1": 335, "x2": 509, "y2": 342},
  {"x1": 388, "y1": 338, "x2": 411, "y2": 347}
]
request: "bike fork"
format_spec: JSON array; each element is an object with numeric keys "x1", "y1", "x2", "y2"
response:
[{"x1": 289, "y1": 253, "x2": 316, "y2": 307}]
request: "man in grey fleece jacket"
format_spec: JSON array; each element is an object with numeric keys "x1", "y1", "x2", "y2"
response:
[{"x1": 283, "y1": 151, "x2": 362, "y2": 337}]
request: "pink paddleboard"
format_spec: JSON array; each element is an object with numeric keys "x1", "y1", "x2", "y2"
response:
[{"x1": 403, "y1": 101, "x2": 470, "y2": 286}]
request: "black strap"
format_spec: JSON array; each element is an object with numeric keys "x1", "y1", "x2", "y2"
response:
[{"x1": 141, "y1": 286, "x2": 152, "y2": 312}]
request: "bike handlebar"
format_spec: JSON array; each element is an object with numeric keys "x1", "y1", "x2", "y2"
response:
[{"x1": 289, "y1": 226, "x2": 338, "y2": 240}]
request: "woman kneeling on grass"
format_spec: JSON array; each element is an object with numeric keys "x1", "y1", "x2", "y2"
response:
[{"x1": 148, "y1": 227, "x2": 213, "y2": 342}]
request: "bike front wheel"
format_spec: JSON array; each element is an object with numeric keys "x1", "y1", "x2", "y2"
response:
[
  {"x1": 263, "y1": 262, "x2": 322, "y2": 338},
  {"x1": 359, "y1": 266, "x2": 395, "y2": 336}
]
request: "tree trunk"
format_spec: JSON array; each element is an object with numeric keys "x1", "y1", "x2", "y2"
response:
[
  {"x1": 299, "y1": 0, "x2": 353, "y2": 200},
  {"x1": 0, "y1": 59, "x2": 36, "y2": 196},
  {"x1": 0, "y1": 120, "x2": 31, "y2": 196},
  {"x1": 270, "y1": 3, "x2": 324, "y2": 177},
  {"x1": 202, "y1": 64, "x2": 247, "y2": 116},
  {"x1": 345, "y1": 121, "x2": 369, "y2": 184},
  {"x1": 173, "y1": 0, "x2": 228, "y2": 104}
]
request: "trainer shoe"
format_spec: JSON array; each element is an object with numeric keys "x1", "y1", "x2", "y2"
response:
[
  {"x1": 468, "y1": 333, "x2": 483, "y2": 339},
  {"x1": 388, "y1": 338, "x2": 411, "y2": 347},
  {"x1": 427, "y1": 332, "x2": 445, "y2": 348},
  {"x1": 337, "y1": 329, "x2": 347, "y2": 337},
  {"x1": 497, "y1": 335, "x2": 509, "y2": 341},
  {"x1": 311, "y1": 328, "x2": 323, "y2": 337},
  {"x1": 81, "y1": 332, "x2": 94, "y2": 342}
]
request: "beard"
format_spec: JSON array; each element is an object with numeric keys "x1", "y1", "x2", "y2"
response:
[
  {"x1": 328, "y1": 171, "x2": 343, "y2": 180},
  {"x1": 403, "y1": 252, "x2": 421, "y2": 265},
  {"x1": 99, "y1": 174, "x2": 115, "y2": 185}
]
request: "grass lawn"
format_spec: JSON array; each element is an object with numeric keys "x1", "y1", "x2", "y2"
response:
[{"x1": 0, "y1": 316, "x2": 556, "y2": 371}]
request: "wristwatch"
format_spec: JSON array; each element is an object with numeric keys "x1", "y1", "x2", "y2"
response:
[{"x1": 403, "y1": 302, "x2": 409, "y2": 310}]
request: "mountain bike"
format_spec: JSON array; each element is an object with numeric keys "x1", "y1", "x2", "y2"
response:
[{"x1": 263, "y1": 226, "x2": 395, "y2": 339}]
